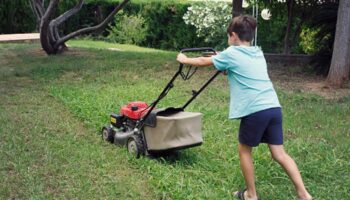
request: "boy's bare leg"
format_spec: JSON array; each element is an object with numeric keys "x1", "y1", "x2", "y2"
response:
[
  {"x1": 268, "y1": 144, "x2": 312, "y2": 200},
  {"x1": 234, "y1": 143, "x2": 258, "y2": 200}
]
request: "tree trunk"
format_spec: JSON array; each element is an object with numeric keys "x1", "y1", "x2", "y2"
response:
[
  {"x1": 326, "y1": 0, "x2": 350, "y2": 88},
  {"x1": 40, "y1": 0, "x2": 59, "y2": 54},
  {"x1": 283, "y1": 0, "x2": 294, "y2": 54},
  {"x1": 31, "y1": 0, "x2": 130, "y2": 55},
  {"x1": 232, "y1": 0, "x2": 243, "y2": 18}
]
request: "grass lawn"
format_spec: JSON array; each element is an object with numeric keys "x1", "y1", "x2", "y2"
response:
[{"x1": 1, "y1": 40, "x2": 349, "y2": 199}]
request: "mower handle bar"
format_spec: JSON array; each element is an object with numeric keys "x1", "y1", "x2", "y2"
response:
[
  {"x1": 138, "y1": 47, "x2": 220, "y2": 129},
  {"x1": 180, "y1": 47, "x2": 216, "y2": 54},
  {"x1": 178, "y1": 47, "x2": 217, "y2": 76}
]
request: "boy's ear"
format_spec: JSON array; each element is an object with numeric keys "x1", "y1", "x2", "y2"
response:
[{"x1": 230, "y1": 32, "x2": 237, "y2": 38}]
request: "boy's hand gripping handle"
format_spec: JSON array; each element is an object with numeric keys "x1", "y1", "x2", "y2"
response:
[{"x1": 178, "y1": 47, "x2": 217, "y2": 72}]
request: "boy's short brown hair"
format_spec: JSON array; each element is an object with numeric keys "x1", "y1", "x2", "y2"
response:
[{"x1": 226, "y1": 15, "x2": 257, "y2": 42}]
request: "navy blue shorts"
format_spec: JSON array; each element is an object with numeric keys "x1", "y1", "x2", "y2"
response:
[{"x1": 239, "y1": 107, "x2": 283, "y2": 147}]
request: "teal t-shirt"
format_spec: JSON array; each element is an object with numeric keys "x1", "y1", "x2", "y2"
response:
[{"x1": 212, "y1": 45, "x2": 281, "y2": 119}]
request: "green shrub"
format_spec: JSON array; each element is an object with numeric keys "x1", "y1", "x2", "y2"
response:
[
  {"x1": 135, "y1": 1, "x2": 206, "y2": 50},
  {"x1": 65, "y1": 1, "x2": 206, "y2": 50},
  {"x1": 299, "y1": 27, "x2": 321, "y2": 54},
  {"x1": 107, "y1": 13, "x2": 148, "y2": 45},
  {"x1": 1, "y1": 0, "x2": 325, "y2": 54}
]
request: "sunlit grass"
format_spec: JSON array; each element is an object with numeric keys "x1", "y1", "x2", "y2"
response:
[
  {"x1": 1, "y1": 42, "x2": 349, "y2": 200},
  {"x1": 67, "y1": 39, "x2": 169, "y2": 53}
]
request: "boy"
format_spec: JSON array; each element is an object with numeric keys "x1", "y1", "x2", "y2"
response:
[{"x1": 176, "y1": 15, "x2": 312, "y2": 200}]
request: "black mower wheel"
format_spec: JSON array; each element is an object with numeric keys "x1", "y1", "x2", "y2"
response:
[
  {"x1": 127, "y1": 135, "x2": 145, "y2": 158},
  {"x1": 101, "y1": 126, "x2": 114, "y2": 143}
]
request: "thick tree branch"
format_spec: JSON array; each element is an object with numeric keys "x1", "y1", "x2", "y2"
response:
[
  {"x1": 40, "y1": 0, "x2": 59, "y2": 54},
  {"x1": 232, "y1": 0, "x2": 243, "y2": 18},
  {"x1": 54, "y1": 26, "x2": 60, "y2": 41},
  {"x1": 51, "y1": 0, "x2": 84, "y2": 27},
  {"x1": 30, "y1": 0, "x2": 46, "y2": 30},
  {"x1": 33, "y1": 0, "x2": 45, "y2": 17},
  {"x1": 54, "y1": 0, "x2": 130, "y2": 48},
  {"x1": 40, "y1": 0, "x2": 56, "y2": 23},
  {"x1": 283, "y1": 0, "x2": 294, "y2": 54},
  {"x1": 48, "y1": 0, "x2": 84, "y2": 44},
  {"x1": 29, "y1": 0, "x2": 40, "y2": 20}
]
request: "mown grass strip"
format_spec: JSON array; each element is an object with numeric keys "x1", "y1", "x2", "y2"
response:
[{"x1": 1, "y1": 42, "x2": 349, "y2": 199}]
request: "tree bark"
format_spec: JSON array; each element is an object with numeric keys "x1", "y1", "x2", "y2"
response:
[
  {"x1": 31, "y1": 0, "x2": 130, "y2": 55},
  {"x1": 30, "y1": 0, "x2": 45, "y2": 31},
  {"x1": 40, "y1": 0, "x2": 59, "y2": 54},
  {"x1": 232, "y1": 0, "x2": 243, "y2": 18},
  {"x1": 54, "y1": 0, "x2": 129, "y2": 49},
  {"x1": 326, "y1": 0, "x2": 350, "y2": 88},
  {"x1": 283, "y1": 0, "x2": 294, "y2": 54}
]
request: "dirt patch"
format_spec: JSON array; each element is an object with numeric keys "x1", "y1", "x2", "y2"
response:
[
  {"x1": 269, "y1": 65, "x2": 350, "y2": 100},
  {"x1": 303, "y1": 81, "x2": 350, "y2": 99}
]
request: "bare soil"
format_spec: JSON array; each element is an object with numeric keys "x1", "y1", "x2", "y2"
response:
[{"x1": 269, "y1": 65, "x2": 350, "y2": 100}]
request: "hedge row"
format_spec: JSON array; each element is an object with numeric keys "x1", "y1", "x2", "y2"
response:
[
  {"x1": 67, "y1": 0, "x2": 208, "y2": 50},
  {"x1": 0, "y1": 0, "x2": 294, "y2": 53},
  {"x1": 0, "y1": 0, "x2": 206, "y2": 50},
  {"x1": 0, "y1": 0, "x2": 36, "y2": 34}
]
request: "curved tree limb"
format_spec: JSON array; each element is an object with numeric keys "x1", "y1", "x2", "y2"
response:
[
  {"x1": 283, "y1": 0, "x2": 294, "y2": 54},
  {"x1": 33, "y1": 0, "x2": 45, "y2": 17},
  {"x1": 30, "y1": 0, "x2": 46, "y2": 30},
  {"x1": 33, "y1": 0, "x2": 130, "y2": 54},
  {"x1": 51, "y1": 0, "x2": 84, "y2": 27},
  {"x1": 47, "y1": 0, "x2": 84, "y2": 47},
  {"x1": 54, "y1": 0, "x2": 130, "y2": 49},
  {"x1": 29, "y1": 0, "x2": 40, "y2": 20}
]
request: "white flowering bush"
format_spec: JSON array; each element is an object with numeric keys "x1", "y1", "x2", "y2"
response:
[{"x1": 183, "y1": 0, "x2": 232, "y2": 48}]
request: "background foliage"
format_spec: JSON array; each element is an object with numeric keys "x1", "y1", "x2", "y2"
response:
[
  {"x1": 0, "y1": 0, "x2": 36, "y2": 33},
  {"x1": 183, "y1": 0, "x2": 232, "y2": 50},
  {"x1": 0, "y1": 0, "x2": 338, "y2": 54},
  {"x1": 107, "y1": 13, "x2": 148, "y2": 45}
]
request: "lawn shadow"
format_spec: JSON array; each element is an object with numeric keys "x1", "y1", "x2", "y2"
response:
[{"x1": 148, "y1": 149, "x2": 201, "y2": 167}]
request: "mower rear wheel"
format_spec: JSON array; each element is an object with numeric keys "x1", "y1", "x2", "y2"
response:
[
  {"x1": 101, "y1": 126, "x2": 114, "y2": 143},
  {"x1": 127, "y1": 135, "x2": 144, "y2": 158}
]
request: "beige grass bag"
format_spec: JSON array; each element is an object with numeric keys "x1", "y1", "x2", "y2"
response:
[{"x1": 144, "y1": 111, "x2": 203, "y2": 151}]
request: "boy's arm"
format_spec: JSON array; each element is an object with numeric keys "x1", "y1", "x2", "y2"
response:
[{"x1": 176, "y1": 53, "x2": 213, "y2": 67}]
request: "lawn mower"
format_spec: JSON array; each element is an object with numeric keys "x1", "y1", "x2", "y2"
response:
[{"x1": 101, "y1": 47, "x2": 221, "y2": 158}]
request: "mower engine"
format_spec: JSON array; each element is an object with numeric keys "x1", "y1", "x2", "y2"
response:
[{"x1": 102, "y1": 101, "x2": 149, "y2": 157}]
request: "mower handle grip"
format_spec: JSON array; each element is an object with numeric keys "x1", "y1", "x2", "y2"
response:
[
  {"x1": 178, "y1": 47, "x2": 218, "y2": 77},
  {"x1": 180, "y1": 47, "x2": 216, "y2": 54}
]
